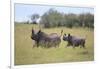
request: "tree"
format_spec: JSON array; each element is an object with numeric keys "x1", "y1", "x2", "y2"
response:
[
  {"x1": 78, "y1": 14, "x2": 85, "y2": 27},
  {"x1": 64, "y1": 13, "x2": 79, "y2": 28},
  {"x1": 79, "y1": 13, "x2": 94, "y2": 28},
  {"x1": 31, "y1": 14, "x2": 39, "y2": 24},
  {"x1": 40, "y1": 8, "x2": 63, "y2": 28},
  {"x1": 40, "y1": 8, "x2": 94, "y2": 28},
  {"x1": 84, "y1": 13, "x2": 94, "y2": 28}
]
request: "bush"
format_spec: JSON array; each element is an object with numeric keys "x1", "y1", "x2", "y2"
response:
[{"x1": 39, "y1": 9, "x2": 94, "y2": 28}]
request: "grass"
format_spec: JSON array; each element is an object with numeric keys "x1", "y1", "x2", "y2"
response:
[{"x1": 15, "y1": 23, "x2": 94, "y2": 65}]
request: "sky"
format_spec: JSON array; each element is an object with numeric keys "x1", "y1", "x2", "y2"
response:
[{"x1": 15, "y1": 3, "x2": 94, "y2": 22}]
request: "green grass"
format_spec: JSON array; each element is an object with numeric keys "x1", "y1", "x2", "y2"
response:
[{"x1": 15, "y1": 23, "x2": 94, "y2": 65}]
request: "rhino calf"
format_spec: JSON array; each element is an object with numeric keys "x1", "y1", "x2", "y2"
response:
[{"x1": 63, "y1": 33, "x2": 86, "y2": 48}]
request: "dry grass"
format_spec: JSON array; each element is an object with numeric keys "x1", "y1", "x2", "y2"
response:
[{"x1": 15, "y1": 23, "x2": 94, "y2": 65}]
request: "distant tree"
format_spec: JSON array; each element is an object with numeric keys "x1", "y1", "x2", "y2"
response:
[
  {"x1": 78, "y1": 14, "x2": 85, "y2": 27},
  {"x1": 84, "y1": 13, "x2": 94, "y2": 28},
  {"x1": 64, "y1": 13, "x2": 79, "y2": 28},
  {"x1": 40, "y1": 8, "x2": 63, "y2": 28},
  {"x1": 26, "y1": 20, "x2": 29, "y2": 24},
  {"x1": 40, "y1": 13, "x2": 50, "y2": 28},
  {"x1": 39, "y1": 8, "x2": 94, "y2": 28},
  {"x1": 79, "y1": 13, "x2": 94, "y2": 28},
  {"x1": 31, "y1": 14, "x2": 39, "y2": 24}
]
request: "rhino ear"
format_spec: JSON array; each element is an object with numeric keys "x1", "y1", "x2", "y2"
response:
[
  {"x1": 38, "y1": 29, "x2": 41, "y2": 33},
  {"x1": 68, "y1": 33, "x2": 70, "y2": 36},
  {"x1": 32, "y1": 27, "x2": 34, "y2": 34},
  {"x1": 64, "y1": 33, "x2": 66, "y2": 36}
]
